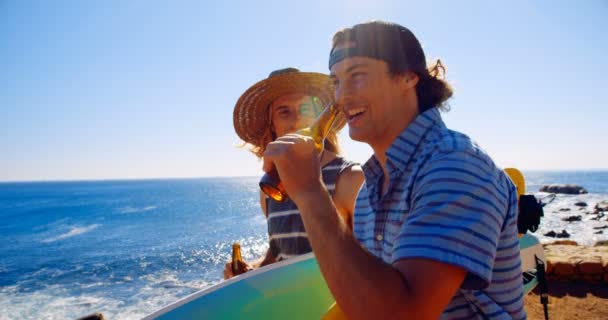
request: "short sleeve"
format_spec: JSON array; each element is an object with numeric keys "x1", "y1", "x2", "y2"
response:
[{"x1": 392, "y1": 150, "x2": 509, "y2": 289}]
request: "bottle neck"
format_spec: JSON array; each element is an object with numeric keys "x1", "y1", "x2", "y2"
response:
[
  {"x1": 232, "y1": 244, "x2": 242, "y2": 261},
  {"x1": 302, "y1": 104, "x2": 340, "y2": 150}
]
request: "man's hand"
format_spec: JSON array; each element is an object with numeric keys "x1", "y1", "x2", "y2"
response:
[{"x1": 262, "y1": 134, "x2": 325, "y2": 203}]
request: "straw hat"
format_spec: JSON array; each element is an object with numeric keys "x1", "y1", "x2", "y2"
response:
[{"x1": 233, "y1": 67, "x2": 344, "y2": 145}]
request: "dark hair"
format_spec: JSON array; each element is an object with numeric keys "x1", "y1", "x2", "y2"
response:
[{"x1": 331, "y1": 21, "x2": 453, "y2": 112}]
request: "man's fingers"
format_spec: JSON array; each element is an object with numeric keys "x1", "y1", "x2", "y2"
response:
[{"x1": 263, "y1": 140, "x2": 299, "y2": 173}]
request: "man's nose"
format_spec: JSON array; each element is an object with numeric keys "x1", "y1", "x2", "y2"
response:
[{"x1": 334, "y1": 81, "x2": 351, "y2": 105}]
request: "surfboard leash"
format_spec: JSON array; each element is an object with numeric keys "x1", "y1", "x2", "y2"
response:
[{"x1": 535, "y1": 255, "x2": 550, "y2": 320}]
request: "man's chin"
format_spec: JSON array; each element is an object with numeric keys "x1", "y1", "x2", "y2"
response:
[{"x1": 348, "y1": 128, "x2": 368, "y2": 143}]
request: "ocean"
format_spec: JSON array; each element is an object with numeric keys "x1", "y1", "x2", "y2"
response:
[{"x1": 1, "y1": 171, "x2": 607, "y2": 319}]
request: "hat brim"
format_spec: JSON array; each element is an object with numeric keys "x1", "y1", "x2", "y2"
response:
[{"x1": 233, "y1": 72, "x2": 345, "y2": 145}]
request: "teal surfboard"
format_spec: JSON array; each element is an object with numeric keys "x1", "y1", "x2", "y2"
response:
[
  {"x1": 145, "y1": 234, "x2": 545, "y2": 319},
  {"x1": 143, "y1": 252, "x2": 333, "y2": 320},
  {"x1": 520, "y1": 233, "x2": 546, "y2": 294}
]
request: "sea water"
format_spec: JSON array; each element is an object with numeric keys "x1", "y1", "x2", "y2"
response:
[{"x1": 0, "y1": 171, "x2": 607, "y2": 319}]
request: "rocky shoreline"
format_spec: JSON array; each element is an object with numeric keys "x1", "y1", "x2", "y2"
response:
[
  {"x1": 543, "y1": 241, "x2": 608, "y2": 283},
  {"x1": 524, "y1": 184, "x2": 608, "y2": 284},
  {"x1": 528, "y1": 184, "x2": 608, "y2": 246}
]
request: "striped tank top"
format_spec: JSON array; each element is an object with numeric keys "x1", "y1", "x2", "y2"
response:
[{"x1": 266, "y1": 156, "x2": 357, "y2": 261}]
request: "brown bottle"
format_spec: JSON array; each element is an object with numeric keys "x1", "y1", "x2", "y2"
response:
[
  {"x1": 231, "y1": 242, "x2": 248, "y2": 276},
  {"x1": 259, "y1": 103, "x2": 342, "y2": 202}
]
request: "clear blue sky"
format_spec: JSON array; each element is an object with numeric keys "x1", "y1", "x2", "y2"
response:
[{"x1": 1, "y1": 0, "x2": 607, "y2": 181}]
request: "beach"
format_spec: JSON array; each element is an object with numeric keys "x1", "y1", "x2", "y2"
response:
[{"x1": 524, "y1": 279, "x2": 608, "y2": 320}]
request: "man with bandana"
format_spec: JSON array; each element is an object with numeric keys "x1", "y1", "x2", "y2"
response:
[{"x1": 263, "y1": 21, "x2": 526, "y2": 319}]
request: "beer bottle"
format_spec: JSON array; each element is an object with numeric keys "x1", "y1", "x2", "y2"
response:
[
  {"x1": 259, "y1": 103, "x2": 342, "y2": 202},
  {"x1": 231, "y1": 242, "x2": 248, "y2": 276}
]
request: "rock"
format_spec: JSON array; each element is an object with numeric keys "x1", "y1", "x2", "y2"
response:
[
  {"x1": 595, "y1": 200, "x2": 608, "y2": 212},
  {"x1": 543, "y1": 244, "x2": 608, "y2": 282},
  {"x1": 544, "y1": 230, "x2": 557, "y2": 237},
  {"x1": 582, "y1": 275, "x2": 602, "y2": 284},
  {"x1": 77, "y1": 313, "x2": 105, "y2": 320},
  {"x1": 593, "y1": 225, "x2": 608, "y2": 230},
  {"x1": 575, "y1": 201, "x2": 588, "y2": 207},
  {"x1": 559, "y1": 208, "x2": 571, "y2": 212},
  {"x1": 544, "y1": 230, "x2": 572, "y2": 239},
  {"x1": 578, "y1": 259, "x2": 605, "y2": 275},
  {"x1": 539, "y1": 184, "x2": 588, "y2": 194},
  {"x1": 553, "y1": 262, "x2": 575, "y2": 277},
  {"x1": 595, "y1": 230, "x2": 604, "y2": 234},
  {"x1": 547, "y1": 240, "x2": 579, "y2": 246},
  {"x1": 561, "y1": 215, "x2": 582, "y2": 222}
]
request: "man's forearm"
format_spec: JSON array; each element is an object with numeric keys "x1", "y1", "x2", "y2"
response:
[{"x1": 293, "y1": 188, "x2": 413, "y2": 320}]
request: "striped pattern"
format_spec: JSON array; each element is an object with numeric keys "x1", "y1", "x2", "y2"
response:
[
  {"x1": 267, "y1": 157, "x2": 357, "y2": 260},
  {"x1": 354, "y1": 109, "x2": 526, "y2": 319}
]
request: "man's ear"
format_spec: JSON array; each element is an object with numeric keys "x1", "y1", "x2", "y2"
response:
[{"x1": 402, "y1": 72, "x2": 419, "y2": 90}]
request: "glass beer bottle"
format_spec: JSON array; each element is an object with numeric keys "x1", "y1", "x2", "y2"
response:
[
  {"x1": 259, "y1": 103, "x2": 342, "y2": 202},
  {"x1": 231, "y1": 242, "x2": 248, "y2": 276}
]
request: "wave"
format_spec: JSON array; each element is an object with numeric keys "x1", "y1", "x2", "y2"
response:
[
  {"x1": 0, "y1": 278, "x2": 208, "y2": 320},
  {"x1": 41, "y1": 224, "x2": 101, "y2": 243},
  {"x1": 119, "y1": 206, "x2": 157, "y2": 214}
]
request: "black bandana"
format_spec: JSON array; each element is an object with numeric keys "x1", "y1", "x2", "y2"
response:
[
  {"x1": 328, "y1": 46, "x2": 387, "y2": 69},
  {"x1": 329, "y1": 44, "x2": 426, "y2": 73}
]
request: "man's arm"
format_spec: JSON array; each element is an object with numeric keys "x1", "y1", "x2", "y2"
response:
[
  {"x1": 264, "y1": 135, "x2": 466, "y2": 320},
  {"x1": 296, "y1": 189, "x2": 466, "y2": 320}
]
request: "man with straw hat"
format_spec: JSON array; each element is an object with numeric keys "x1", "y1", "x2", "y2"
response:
[
  {"x1": 224, "y1": 67, "x2": 364, "y2": 279},
  {"x1": 263, "y1": 22, "x2": 525, "y2": 319}
]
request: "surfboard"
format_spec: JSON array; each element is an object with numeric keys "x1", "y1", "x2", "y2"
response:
[
  {"x1": 144, "y1": 234, "x2": 545, "y2": 320},
  {"x1": 143, "y1": 252, "x2": 333, "y2": 320},
  {"x1": 504, "y1": 167, "x2": 526, "y2": 196},
  {"x1": 520, "y1": 233, "x2": 546, "y2": 294}
]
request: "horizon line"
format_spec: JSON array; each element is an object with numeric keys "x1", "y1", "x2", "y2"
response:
[{"x1": 2, "y1": 168, "x2": 608, "y2": 184}]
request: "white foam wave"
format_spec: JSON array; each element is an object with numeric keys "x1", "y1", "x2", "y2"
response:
[
  {"x1": 41, "y1": 224, "x2": 101, "y2": 243},
  {"x1": 119, "y1": 206, "x2": 157, "y2": 214},
  {"x1": 0, "y1": 285, "x2": 128, "y2": 320},
  {"x1": 0, "y1": 272, "x2": 215, "y2": 320},
  {"x1": 535, "y1": 192, "x2": 608, "y2": 246}
]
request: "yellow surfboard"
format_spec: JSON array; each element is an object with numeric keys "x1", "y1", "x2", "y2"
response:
[{"x1": 504, "y1": 167, "x2": 525, "y2": 197}]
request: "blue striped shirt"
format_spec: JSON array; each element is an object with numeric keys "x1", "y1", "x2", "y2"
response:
[{"x1": 354, "y1": 109, "x2": 525, "y2": 319}]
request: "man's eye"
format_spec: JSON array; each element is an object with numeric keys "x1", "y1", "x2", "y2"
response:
[{"x1": 352, "y1": 72, "x2": 365, "y2": 79}]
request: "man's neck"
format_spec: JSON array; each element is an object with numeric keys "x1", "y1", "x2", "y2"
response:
[{"x1": 369, "y1": 105, "x2": 420, "y2": 193}]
